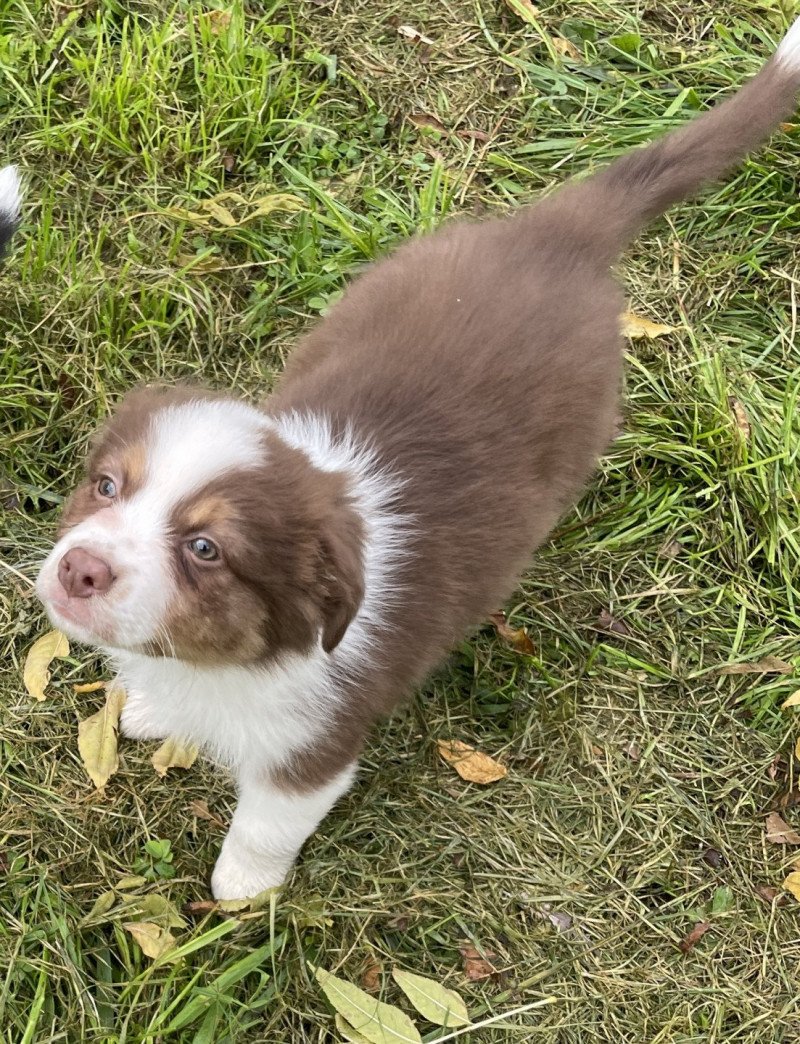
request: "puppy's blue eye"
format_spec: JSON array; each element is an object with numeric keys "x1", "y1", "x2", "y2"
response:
[
  {"x1": 97, "y1": 477, "x2": 117, "y2": 498},
  {"x1": 188, "y1": 537, "x2": 219, "y2": 562}
]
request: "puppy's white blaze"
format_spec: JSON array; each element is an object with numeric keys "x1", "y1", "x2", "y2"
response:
[
  {"x1": 0, "y1": 165, "x2": 21, "y2": 219},
  {"x1": 145, "y1": 399, "x2": 270, "y2": 507},
  {"x1": 776, "y1": 16, "x2": 800, "y2": 71}
]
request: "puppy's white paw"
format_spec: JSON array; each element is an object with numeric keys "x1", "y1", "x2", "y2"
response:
[
  {"x1": 119, "y1": 691, "x2": 168, "y2": 741},
  {"x1": 210, "y1": 837, "x2": 290, "y2": 900}
]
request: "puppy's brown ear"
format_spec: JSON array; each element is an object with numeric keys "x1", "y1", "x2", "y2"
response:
[{"x1": 318, "y1": 508, "x2": 365, "y2": 654}]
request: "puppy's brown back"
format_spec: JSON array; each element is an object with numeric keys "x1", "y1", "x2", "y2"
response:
[{"x1": 268, "y1": 23, "x2": 800, "y2": 783}]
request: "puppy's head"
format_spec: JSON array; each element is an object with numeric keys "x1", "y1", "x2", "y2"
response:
[{"x1": 36, "y1": 387, "x2": 364, "y2": 665}]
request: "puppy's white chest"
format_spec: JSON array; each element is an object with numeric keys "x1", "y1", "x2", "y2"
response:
[{"x1": 112, "y1": 650, "x2": 333, "y2": 770}]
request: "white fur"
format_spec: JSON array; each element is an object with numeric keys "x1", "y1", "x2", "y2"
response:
[
  {"x1": 116, "y1": 648, "x2": 334, "y2": 770},
  {"x1": 38, "y1": 402, "x2": 409, "y2": 897},
  {"x1": 776, "y1": 16, "x2": 800, "y2": 72},
  {"x1": 211, "y1": 763, "x2": 357, "y2": 899},
  {"x1": 0, "y1": 165, "x2": 20, "y2": 220}
]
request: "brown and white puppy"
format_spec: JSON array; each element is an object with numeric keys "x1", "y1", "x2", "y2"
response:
[{"x1": 35, "y1": 22, "x2": 800, "y2": 898}]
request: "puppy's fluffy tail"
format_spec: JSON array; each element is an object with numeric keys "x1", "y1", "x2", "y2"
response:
[
  {"x1": 558, "y1": 17, "x2": 800, "y2": 256},
  {"x1": 0, "y1": 165, "x2": 21, "y2": 261}
]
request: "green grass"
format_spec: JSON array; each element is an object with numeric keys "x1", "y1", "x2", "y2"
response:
[{"x1": 2, "y1": 0, "x2": 800, "y2": 1040}]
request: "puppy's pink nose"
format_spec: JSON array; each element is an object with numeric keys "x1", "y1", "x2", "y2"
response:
[{"x1": 58, "y1": 547, "x2": 114, "y2": 598}]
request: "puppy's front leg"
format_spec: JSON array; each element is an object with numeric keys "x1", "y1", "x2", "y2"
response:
[
  {"x1": 119, "y1": 688, "x2": 169, "y2": 742},
  {"x1": 210, "y1": 762, "x2": 357, "y2": 900}
]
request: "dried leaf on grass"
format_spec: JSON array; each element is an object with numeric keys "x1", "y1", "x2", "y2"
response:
[
  {"x1": 782, "y1": 871, "x2": 800, "y2": 903},
  {"x1": 23, "y1": 630, "x2": 69, "y2": 701},
  {"x1": 678, "y1": 921, "x2": 712, "y2": 954},
  {"x1": 117, "y1": 875, "x2": 147, "y2": 890},
  {"x1": 124, "y1": 921, "x2": 177, "y2": 961},
  {"x1": 130, "y1": 893, "x2": 186, "y2": 929},
  {"x1": 776, "y1": 787, "x2": 800, "y2": 809},
  {"x1": 489, "y1": 612, "x2": 535, "y2": 655},
  {"x1": 152, "y1": 737, "x2": 199, "y2": 778},
  {"x1": 78, "y1": 685, "x2": 126, "y2": 790},
  {"x1": 719, "y1": 656, "x2": 793, "y2": 675},
  {"x1": 336, "y1": 1014, "x2": 374, "y2": 1044},
  {"x1": 536, "y1": 906, "x2": 574, "y2": 935},
  {"x1": 188, "y1": 799, "x2": 227, "y2": 829},
  {"x1": 765, "y1": 812, "x2": 800, "y2": 845},
  {"x1": 83, "y1": 891, "x2": 117, "y2": 923},
  {"x1": 781, "y1": 690, "x2": 800, "y2": 709},
  {"x1": 459, "y1": 943, "x2": 499, "y2": 982},
  {"x1": 553, "y1": 37, "x2": 582, "y2": 60},
  {"x1": 396, "y1": 24, "x2": 434, "y2": 46},
  {"x1": 437, "y1": 740, "x2": 507, "y2": 784},
  {"x1": 620, "y1": 311, "x2": 674, "y2": 340},
  {"x1": 701, "y1": 847, "x2": 725, "y2": 869},
  {"x1": 313, "y1": 965, "x2": 422, "y2": 1043},
  {"x1": 503, "y1": 0, "x2": 540, "y2": 24},
  {"x1": 392, "y1": 969, "x2": 470, "y2": 1028},
  {"x1": 185, "y1": 899, "x2": 219, "y2": 917},
  {"x1": 407, "y1": 113, "x2": 445, "y2": 133},
  {"x1": 73, "y1": 680, "x2": 106, "y2": 693},
  {"x1": 767, "y1": 753, "x2": 785, "y2": 781},
  {"x1": 360, "y1": 957, "x2": 382, "y2": 994},
  {"x1": 205, "y1": 8, "x2": 231, "y2": 34},
  {"x1": 728, "y1": 396, "x2": 751, "y2": 440},
  {"x1": 596, "y1": 608, "x2": 632, "y2": 637},
  {"x1": 166, "y1": 191, "x2": 304, "y2": 230},
  {"x1": 456, "y1": 128, "x2": 491, "y2": 143},
  {"x1": 755, "y1": 884, "x2": 787, "y2": 905}
]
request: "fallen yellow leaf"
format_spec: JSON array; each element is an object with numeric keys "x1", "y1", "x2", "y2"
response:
[
  {"x1": 781, "y1": 690, "x2": 800, "y2": 709},
  {"x1": 782, "y1": 871, "x2": 800, "y2": 903},
  {"x1": 313, "y1": 965, "x2": 422, "y2": 1043},
  {"x1": 123, "y1": 921, "x2": 177, "y2": 961},
  {"x1": 335, "y1": 1014, "x2": 374, "y2": 1044},
  {"x1": 205, "y1": 8, "x2": 231, "y2": 34},
  {"x1": 437, "y1": 740, "x2": 508, "y2": 784},
  {"x1": 201, "y1": 199, "x2": 237, "y2": 227},
  {"x1": 78, "y1": 685, "x2": 126, "y2": 790},
  {"x1": 73, "y1": 681, "x2": 106, "y2": 694},
  {"x1": 729, "y1": 396, "x2": 751, "y2": 440},
  {"x1": 392, "y1": 969, "x2": 470, "y2": 1028},
  {"x1": 489, "y1": 612, "x2": 535, "y2": 655},
  {"x1": 553, "y1": 37, "x2": 582, "y2": 60},
  {"x1": 23, "y1": 630, "x2": 69, "y2": 701},
  {"x1": 795, "y1": 736, "x2": 800, "y2": 761},
  {"x1": 503, "y1": 0, "x2": 540, "y2": 24},
  {"x1": 620, "y1": 311, "x2": 675, "y2": 340},
  {"x1": 152, "y1": 737, "x2": 199, "y2": 778}
]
